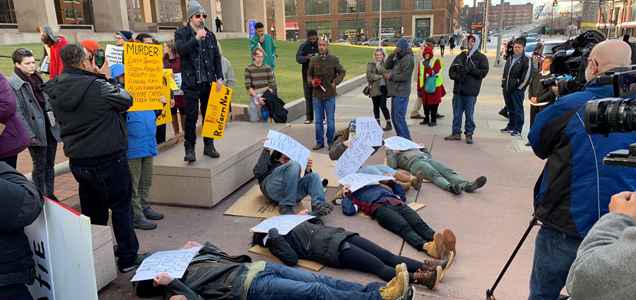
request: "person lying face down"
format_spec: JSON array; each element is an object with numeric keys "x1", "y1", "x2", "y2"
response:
[
  {"x1": 134, "y1": 240, "x2": 415, "y2": 300},
  {"x1": 339, "y1": 179, "x2": 456, "y2": 262},
  {"x1": 252, "y1": 218, "x2": 449, "y2": 290},
  {"x1": 386, "y1": 148, "x2": 487, "y2": 195},
  {"x1": 253, "y1": 148, "x2": 333, "y2": 216}
]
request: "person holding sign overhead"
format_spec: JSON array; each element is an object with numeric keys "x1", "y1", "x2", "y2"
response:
[{"x1": 175, "y1": 0, "x2": 224, "y2": 162}]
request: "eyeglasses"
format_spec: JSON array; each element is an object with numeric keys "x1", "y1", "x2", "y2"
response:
[{"x1": 194, "y1": 14, "x2": 207, "y2": 19}]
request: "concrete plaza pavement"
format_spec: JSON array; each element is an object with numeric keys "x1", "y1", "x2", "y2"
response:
[{"x1": 96, "y1": 53, "x2": 545, "y2": 300}]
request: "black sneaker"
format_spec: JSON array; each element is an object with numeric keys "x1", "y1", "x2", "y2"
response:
[
  {"x1": 203, "y1": 143, "x2": 220, "y2": 158},
  {"x1": 312, "y1": 144, "x2": 325, "y2": 150},
  {"x1": 118, "y1": 253, "x2": 152, "y2": 273},
  {"x1": 143, "y1": 207, "x2": 164, "y2": 220},
  {"x1": 464, "y1": 176, "x2": 487, "y2": 193},
  {"x1": 500, "y1": 127, "x2": 512, "y2": 133},
  {"x1": 510, "y1": 131, "x2": 522, "y2": 137},
  {"x1": 410, "y1": 114, "x2": 425, "y2": 119},
  {"x1": 184, "y1": 146, "x2": 196, "y2": 162},
  {"x1": 436, "y1": 113, "x2": 445, "y2": 119},
  {"x1": 498, "y1": 108, "x2": 508, "y2": 119},
  {"x1": 304, "y1": 119, "x2": 313, "y2": 124},
  {"x1": 134, "y1": 218, "x2": 157, "y2": 230}
]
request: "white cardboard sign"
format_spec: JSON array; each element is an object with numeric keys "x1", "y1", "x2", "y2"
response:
[{"x1": 264, "y1": 130, "x2": 311, "y2": 167}]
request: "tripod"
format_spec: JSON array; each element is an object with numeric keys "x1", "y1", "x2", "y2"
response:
[{"x1": 486, "y1": 217, "x2": 538, "y2": 300}]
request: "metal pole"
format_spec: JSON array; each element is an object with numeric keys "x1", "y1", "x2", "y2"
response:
[
  {"x1": 571, "y1": 0, "x2": 574, "y2": 25},
  {"x1": 482, "y1": 0, "x2": 490, "y2": 53},
  {"x1": 379, "y1": 0, "x2": 382, "y2": 48},
  {"x1": 495, "y1": 0, "x2": 505, "y2": 66}
]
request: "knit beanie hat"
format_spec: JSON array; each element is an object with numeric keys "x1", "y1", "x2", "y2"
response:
[
  {"x1": 396, "y1": 38, "x2": 409, "y2": 52},
  {"x1": 80, "y1": 39, "x2": 101, "y2": 54},
  {"x1": 422, "y1": 46, "x2": 434, "y2": 58},
  {"x1": 116, "y1": 30, "x2": 134, "y2": 41},
  {"x1": 187, "y1": 0, "x2": 206, "y2": 19}
]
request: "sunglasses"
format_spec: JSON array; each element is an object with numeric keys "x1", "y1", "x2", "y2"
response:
[{"x1": 194, "y1": 14, "x2": 207, "y2": 19}]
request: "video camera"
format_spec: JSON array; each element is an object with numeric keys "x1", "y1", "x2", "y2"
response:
[
  {"x1": 542, "y1": 30, "x2": 607, "y2": 96},
  {"x1": 584, "y1": 68, "x2": 636, "y2": 166}
]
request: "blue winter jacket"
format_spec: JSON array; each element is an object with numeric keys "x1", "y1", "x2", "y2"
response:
[
  {"x1": 126, "y1": 110, "x2": 158, "y2": 160},
  {"x1": 528, "y1": 82, "x2": 636, "y2": 238},
  {"x1": 342, "y1": 183, "x2": 406, "y2": 216}
]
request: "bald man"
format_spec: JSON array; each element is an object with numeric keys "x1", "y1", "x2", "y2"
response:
[{"x1": 526, "y1": 40, "x2": 636, "y2": 300}]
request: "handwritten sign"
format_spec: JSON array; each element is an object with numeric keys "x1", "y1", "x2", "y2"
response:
[
  {"x1": 339, "y1": 173, "x2": 393, "y2": 192},
  {"x1": 384, "y1": 136, "x2": 423, "y2": 151},
  {"x1": 174, "y1": 73, "x2": 182, "y2": 88},
  {"x1": 202, "y1": 83, "x2": 232, "y2": 139},
  {"x1": 264, "y1": 130, "x2": 311, "y2": 167},
  {"x1": 336, "y1": 138, "x2": 374, "y2": 178},
  {"x1": 354, "y1": 117, "x2": 384, "y2": 146},
  {"x1": 156, "y1": 102, "x2": 172, "y2": 126},
  {"x1": 251, "y1": 215, "x2": 316, "y2": 235},
  {"x1": 105, "y1": 44, "x2": 123, "y2": 65},
  {"x1": 124, "y1": 42, "x2": 164, "y2": 111},
  {"x1": 131, "y1": 247, "x2": 202, "y2": 282}
]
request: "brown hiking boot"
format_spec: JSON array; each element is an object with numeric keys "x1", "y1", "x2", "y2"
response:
[
  {"x1": 412, "y1": 266, "x2": 442, "y2": 290},
  {"x1": 380, "y1": 269, "x2": 409, "y2": 300},
  {"x1": 440, "y1": 229, "x2": 457, "y2": 254},
  {"x1": 423, "y1": 232, "x2": 449, "y2": 260},
  {"x1": 444, "y1": 134, "x2": 461, "y2": 141}
]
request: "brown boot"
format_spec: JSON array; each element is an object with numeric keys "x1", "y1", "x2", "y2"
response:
[
  {"x1": 412, "y1": 266, "x2": 442, "y2": 290},
  {"x1": 410, "y1": 172, "x2": 426, "y2": 191},
  {"x1": 440, "y1": 229, "x2": 456, "y2": 254},
  {"x1": 423, "y1": 232, "x2": 449, "y2": 260},
  {"x1": 380, "y1": 269, "x2": 409, "y2": 300},
  {"x1": 420, "y1": 256, "x2": 451, "y2": 282}
]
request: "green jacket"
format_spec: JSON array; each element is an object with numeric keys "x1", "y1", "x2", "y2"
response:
[
  {"x1": 249, "y1": 34, "x2": 277, "y2": 69},
  {"x1": 386, "y1": 148, "x2": 431, "y2": 171}
]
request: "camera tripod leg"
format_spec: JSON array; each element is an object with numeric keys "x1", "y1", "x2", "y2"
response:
[{"x1": 486, "y1": 217, "x2": 538, "y2": 300}]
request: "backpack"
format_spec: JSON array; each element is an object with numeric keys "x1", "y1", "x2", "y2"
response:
[{"x1": 263, "y1": 90, "x2": 288, "y2": 123}]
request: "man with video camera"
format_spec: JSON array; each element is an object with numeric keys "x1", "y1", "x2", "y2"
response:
[{"x1": 527, "y1": 40, "x2": 636, "y2": 300}]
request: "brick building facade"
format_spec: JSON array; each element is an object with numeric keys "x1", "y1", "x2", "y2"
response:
[{"x1": 463, "y1": 1, "x2": 533, "y2": 29}]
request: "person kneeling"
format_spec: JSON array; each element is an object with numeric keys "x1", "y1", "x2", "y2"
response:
[
  {"x1": 386, "y1": 148, "x2": 487, "y2": 195},
  {"x1": 253, "y1": 149, "x2": 333, "y2": 216},
  {"x1": 136, "y1": 241, "x2": 414, "y2": 300},
  {"x1": 253, "y1": 219, "x2": 448, "y2": 290},
  {"x1": 340, "y1": 181, "x2": 456, "y2": 261}
]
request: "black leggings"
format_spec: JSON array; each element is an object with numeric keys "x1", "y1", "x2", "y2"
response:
[
  {"x1": 424, "y1": 104, "x2": 439, "y2": 123},
  {"x1": 371, "y1": 86, "x2": 390, "y2": 121},
  {"x1": 338, "y1": 235, "x2": 424, "y2": 282},
  {"x1": 373, "y1": 204, "x2": 436, "y2": 251}
]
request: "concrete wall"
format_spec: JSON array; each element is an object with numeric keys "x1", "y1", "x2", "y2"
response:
[
  {"x1": 13, "y1": 0, "x2": 58, "y2": 32},
  {"x1": 221, "y1": 0, "x2": 245, "y2": 32},
  {"x1": 243, "y1": 0, "x2": 267, "y2": 29},
  {"x1": 92, "y1": 0, "x2": 130, "y2": 32},
  {"x1": 274, "y1": 0, "x2": 286, "y2": 40}
]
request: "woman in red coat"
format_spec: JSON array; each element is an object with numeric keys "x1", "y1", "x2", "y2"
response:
[{"x1": 416, "y1": 46, "x2": 446, "y2": 127}]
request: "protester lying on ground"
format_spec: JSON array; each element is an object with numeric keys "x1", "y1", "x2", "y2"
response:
[
  {"x1": 111, "y1": 64, "x2": 164, "y2": 231},
  {"x1": 135, "y1": 240, "x2": 414, "y2": 300},
  {"x1": 0, "y1": 162, "x2": 43, "y2": 300},
  {"x1": 386, "y1": 148, "x2": 487, "y2": 195},
  {"x1": 253, "y1": 148, "x2": 333, "y2": 216},
  {"x1": 338, "y1": 181, "x2": 456, "y2": 260},
  {"x1": 566, "y1": 191, "x2": 636, "y2": 300},
  {"x1": 252, "y1": 218, "x2": 448, "y2": 289}
]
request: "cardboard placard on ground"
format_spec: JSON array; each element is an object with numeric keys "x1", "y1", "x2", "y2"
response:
[
  {"x1": 224, "y1": 184, "x2": 309, "y2": 219},
  {"x1": 202, "y1": 83, "x2": 232, "y2": 139},
  {"x1": 312, "y1": 153, "x2": 339, "y2": 187},
  {"x1": 124, "y1": 42, "x2": 164, "y2": 111},
  {"x1": 248, "y1": 245, "x2": 324, "y2": 271}
]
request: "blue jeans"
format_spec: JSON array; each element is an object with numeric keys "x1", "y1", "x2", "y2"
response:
[
  {"x1": 313, "y1": 97, "x2": 336, "y2": 146},
  {"x1": 262, "y1": 161, "x2": 326, "y2": 208},
  {"x1": 451, "y1": 94, "x2": 477, "y2": 135},
  {"x1": 529, "y1": 226, "x2": 582, "y2": 300},
  {"x1": 248, "y1": 263, "x2": 384, "y2": 300},
  {"x1": 504, "y1": 89, "x2": 525, "y2": 132},
  {"x1": 391, "y1": 96, "x2": 411, "y2": 140},
  {"x1": 359, "y1": 164, "x2": 397, "y2": 176}
]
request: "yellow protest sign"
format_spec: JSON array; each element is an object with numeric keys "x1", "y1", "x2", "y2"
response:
[
  {"x1": 156, "y1": 88, "x2": 172, "y2": 126},
  {"x1": 202, "y1": 83, "x2": 232, "y2": 139},
  {"x1": 163, "y1": 69, "x2": 180, "y2": 91},
  {"x1": 124, "y1": 42, "x2": 164, "y2": 111}
]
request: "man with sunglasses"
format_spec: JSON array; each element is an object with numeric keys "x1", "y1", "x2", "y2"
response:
[
  {"x1": 527, "y1": 40, "x2": 636, "y2": 300},
  {"x1": 175, "y1": 0, "x2": 224, "y2": 163}
]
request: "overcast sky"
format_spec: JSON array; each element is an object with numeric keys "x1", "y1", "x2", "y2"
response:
[{"x1": 465, "y1": 0, "x2": 537, "y2": 6}]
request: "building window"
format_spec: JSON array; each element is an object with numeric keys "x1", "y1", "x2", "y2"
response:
[
  {"x1": 157, "y1": 0, "x2": 183, "y2": 24},
  {"x1": 305, "y1": 20, "x2": 332, "y2": 38},
  {"x1": 55, "y1": 0, "x2": 94, "y2": 25},
  {"x1": 372, "y1": 0, "x2": 400, "y2": 12},
  {"x1": 415, "y1": 0, "x2": 432, "y2": 10},
  {"x1": 0, "y1": 0, "x2": 16, "y2": 24},
  {"x1": 285, "y1": 0, "x2": 297, "y2": 17},
  {"x1": 338, "y1": 18, "x2": 365, "y2": 38},
  {"x1": 339, "y1": 0, "x2": 365, "y2": 14},
  {"x1": 305, "y1": 0, "x2": 330, "y2": 15},
  {"x1": 372, "y1": 17, "x2": 402, "y2": 36}
]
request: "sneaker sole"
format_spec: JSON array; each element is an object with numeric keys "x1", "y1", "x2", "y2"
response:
[
  {"x1": 395, "y1": 263, "x2": 408, "y2": 275},
  {"x1": 399, "y1": 270, "x2": 410, "y2": 299}
]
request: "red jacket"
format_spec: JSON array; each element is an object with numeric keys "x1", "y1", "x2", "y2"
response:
[
  {"x1": 48, "y1": 36, "x2": 68, "y2": 79},
  {"x1": 416, "y1": 58, "x2": 446, "y2": 105}
]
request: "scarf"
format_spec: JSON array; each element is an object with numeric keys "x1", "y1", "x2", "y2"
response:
[{"x1": 15, "y1": 67, "x2": 45, "y2": 107}]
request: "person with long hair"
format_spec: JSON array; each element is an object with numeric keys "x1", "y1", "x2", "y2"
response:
[
  {"x1": 416, "y1": 46, "x2": 446, "y2": 127},
  {"x1": 366, "y1": 48, "x2": 392, "y2": 131}
]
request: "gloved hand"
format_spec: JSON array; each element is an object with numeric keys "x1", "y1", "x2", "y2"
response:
[
  {"x1": 311, "y1": 78, "x2": 322, "y2": 87},
  {"x1": 310, "y1": 202, "x2": 334, "y2": 217}
]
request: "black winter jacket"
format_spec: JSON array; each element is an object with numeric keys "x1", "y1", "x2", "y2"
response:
[
  {"x1": 266, "y1": 221, "x2": 357, "y2": 267},
  {"x1": 44, "y1": 67, "x2": 132, "y2": 159},
  {"x1": 296, "y1": 40, "x2": 319, "y2": 82},
  {"x1": 0, "y1": 162, "x2": 43, "y2": 287},
  {"x1": 449, "y1": 51, "x2": 489, "y2": 96},
  {"x1": 502, "y1": 55, "x2": 532, "y2": 94},
  {"x1": 175, "y1": 25, "x2": 224, "y2": 90}
]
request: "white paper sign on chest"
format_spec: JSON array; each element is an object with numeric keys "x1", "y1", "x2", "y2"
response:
[
  {"x1": 339, "y1": 173, "x2": 394, "y2": 192},
  {"x1": 354, "y1": 117, "x2": 384, "y2": 147},
  {"x1": 384, "y1": 136, "x2": 423, "y2": 151},
  {"x1": 251, "y1": 215, "x2": 316, "y2": 235},
  {"x1": 264, "y1": 130, "x2": 311, "y2": 167}
]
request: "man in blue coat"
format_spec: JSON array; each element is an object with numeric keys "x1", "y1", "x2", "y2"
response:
[{"x1": 527, "y1": 40, "x2": 636, "y2": 300}]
